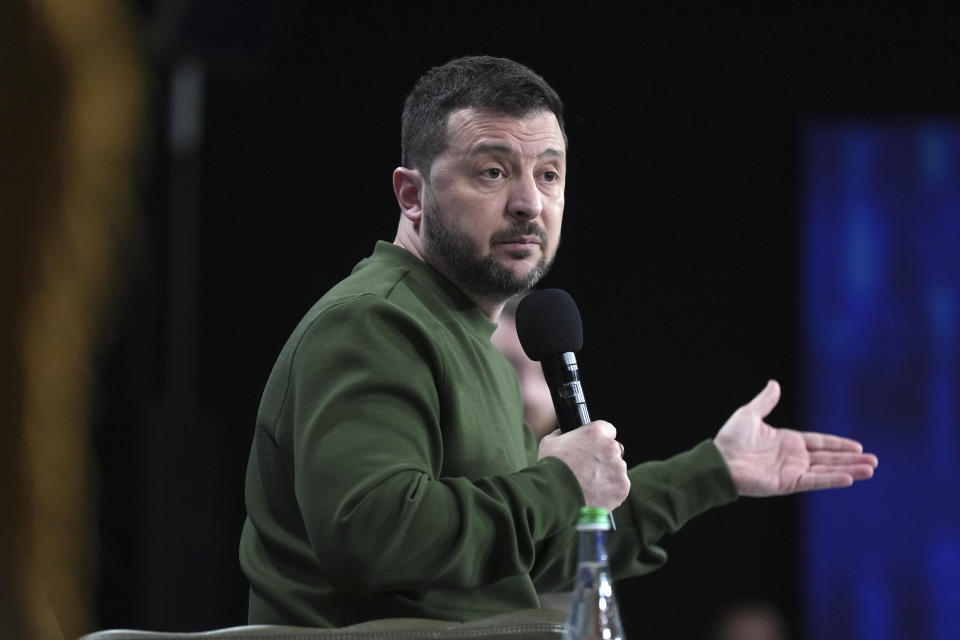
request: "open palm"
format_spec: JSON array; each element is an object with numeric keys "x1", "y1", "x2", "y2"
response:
[{"x1": 713, "y1": 381, "x2": 878, "y2": 497}]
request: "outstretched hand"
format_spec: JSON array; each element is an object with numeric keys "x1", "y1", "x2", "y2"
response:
[{"x1": 713, "y1": 380, "x2": 878, "y2": 497}]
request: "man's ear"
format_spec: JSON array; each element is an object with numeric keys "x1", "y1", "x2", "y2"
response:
[{"x1": 393, "y1": 167, "x2": 424, "y2": 223}]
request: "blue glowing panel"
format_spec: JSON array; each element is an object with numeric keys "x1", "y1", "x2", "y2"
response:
[{"x1": 802, "y1": 123, "x2": 960, "y2": 640}]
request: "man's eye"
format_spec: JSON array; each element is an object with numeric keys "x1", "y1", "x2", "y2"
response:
[
  {"x1": 482, "y1": 168, "x2": 503, "y2": 179},
  {"x1": 543, "y1": 171, "x2": 559, "y2": 182}
]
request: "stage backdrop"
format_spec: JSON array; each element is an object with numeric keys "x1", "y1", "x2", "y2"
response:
[{"x1": 802, "y1": 122, "x2": 960, "y2": 640}]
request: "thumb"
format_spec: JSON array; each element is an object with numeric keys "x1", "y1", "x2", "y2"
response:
[
  {"x1": 541, "y1": 428, "x2": 561, "y2": 442},
  {"x1": 745, "y1": 379, "x2": 781, "y2": 419},
  {"x1": 536, "y1": 428, "x2": 562, "y2": 460}
]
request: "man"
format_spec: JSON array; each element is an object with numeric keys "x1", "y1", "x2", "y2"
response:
[{"x1": 239, "y1": 56, "x2": 877, "y2": 628}]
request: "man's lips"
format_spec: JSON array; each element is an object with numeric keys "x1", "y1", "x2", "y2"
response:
[{"x1": 497, "y1": 236, "x2": 541, "y2": 247}]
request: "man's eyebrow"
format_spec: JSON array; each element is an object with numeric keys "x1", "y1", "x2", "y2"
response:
[
  {"x1": 538, "y1": 147, "x2": 565, "y2": 160},
  {"x1": 469, "y1": 143, "x2": 566, "y2": 160}
]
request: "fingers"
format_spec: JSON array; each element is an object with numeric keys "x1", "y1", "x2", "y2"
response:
[
  {"x1": 539, "y1": 420, "x2": 630, "y2": 510},
  {"x1": 795, "y1": 472, "x2": 856, "y2": 492},
  {"x1": 802, "y1": 431, "x2": 867, "y2": 453},
  {"x1": 587, "y1": 420, "x2": 617, "y2": 440},
  {"x1": 805, "y1": 433, "x2": 879, "y2": 477},
  {"x1": 744, "y1": 379, "x2": 781, "y2": 419},
  {"x1": 809, "y1": 464, "x2": 876, "y2": 481},
  {"x1": 579, "y1": 421, "x2": 621, "y2": 461},
  {"x1": 797, "y1": 450, "x2": 878, "y2": 492},
  {"x1": 808, "y1": 450, "x2": 878, "y2": 466}
]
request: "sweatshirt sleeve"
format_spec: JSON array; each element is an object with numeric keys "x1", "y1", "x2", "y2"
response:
[
  {"x1": 278, "y1": 295, "x2": 583, "y2": 595},
  {"x1": 530, "y1": 440, "x2": 738, "y2": 592}
]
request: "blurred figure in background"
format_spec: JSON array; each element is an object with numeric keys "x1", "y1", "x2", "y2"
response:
[
  {"x1": 490, "y1": 295, "x2": 558, "y2": 441},
  {"x1": 709, "y1": 601, "x2": 790, "y2": 640},
  {"x1": 1, "y1": 1, "x2": 143, "y2": 638},
  {"x1": 492, "y1": 295, "x2": 572, "y2": 613}
]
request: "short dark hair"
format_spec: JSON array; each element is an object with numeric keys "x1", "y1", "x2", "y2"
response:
[{"x1": 401, "y1": 55, "x2": 566, "y2": 174}]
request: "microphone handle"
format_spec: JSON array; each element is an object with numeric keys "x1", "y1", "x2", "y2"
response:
[
  {"x1": 541, "y1": 351, "x2": 617, "y2": 530},
  {"x1": 542, "y1": 352, "x2": 590, "y2": 433}
]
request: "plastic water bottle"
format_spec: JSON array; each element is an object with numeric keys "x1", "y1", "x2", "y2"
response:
[{"x1": 562, "y1": 506, "x2": 625, "y2": 640}]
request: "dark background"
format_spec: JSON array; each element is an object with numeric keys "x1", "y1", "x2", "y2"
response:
[{"x1": 94, "y1": 4, "x2": 960, "y2": 638}]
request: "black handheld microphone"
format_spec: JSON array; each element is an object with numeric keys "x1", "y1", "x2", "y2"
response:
[
  {"x1": 517, "y1": 289, "x2": 618, "y2": 528},
  {"x1": 515, "y1": 289, "x2": 590, "y2": 433}
]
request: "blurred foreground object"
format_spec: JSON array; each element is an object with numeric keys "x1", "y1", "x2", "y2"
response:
[
  {"x1": 562, "y1": 507, "x2": 624, "y2": 640},
  {"x1": 491, "y1": 296, "x2": 558, "y2": 440},
  {"x1": 0, "y1": 1, "x2": 144, "y2": 638}
]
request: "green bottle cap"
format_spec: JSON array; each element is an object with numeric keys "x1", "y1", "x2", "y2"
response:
[{"x1": 576, "y1": 506, "x2": 611, "y2": 529}]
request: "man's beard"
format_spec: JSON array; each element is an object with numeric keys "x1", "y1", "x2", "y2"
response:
[{"x1": 422, "y1": 199, "x2": 554, "y2": 302}]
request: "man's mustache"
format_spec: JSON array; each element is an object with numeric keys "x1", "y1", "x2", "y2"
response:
[{"x1": 489, "y1": 222, "x2": 548, "y2": 246}]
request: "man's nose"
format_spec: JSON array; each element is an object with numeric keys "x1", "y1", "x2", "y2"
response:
[{"x1": 506, "y1": 173, "x2": 543, "y2": 220}]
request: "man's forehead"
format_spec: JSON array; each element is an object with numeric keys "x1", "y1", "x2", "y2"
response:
[{"x1": 444, "y1": 108, "x2": 566, "y2": 156}]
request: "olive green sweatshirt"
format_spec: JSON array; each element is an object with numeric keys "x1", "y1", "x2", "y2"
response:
[{"x1": 239, "y1": 241, "x2": 737, "y2": 627}]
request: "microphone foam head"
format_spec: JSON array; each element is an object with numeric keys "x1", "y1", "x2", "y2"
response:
[{"x1": 514, "y1": 288, "x2": 583, "y2": 361}]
